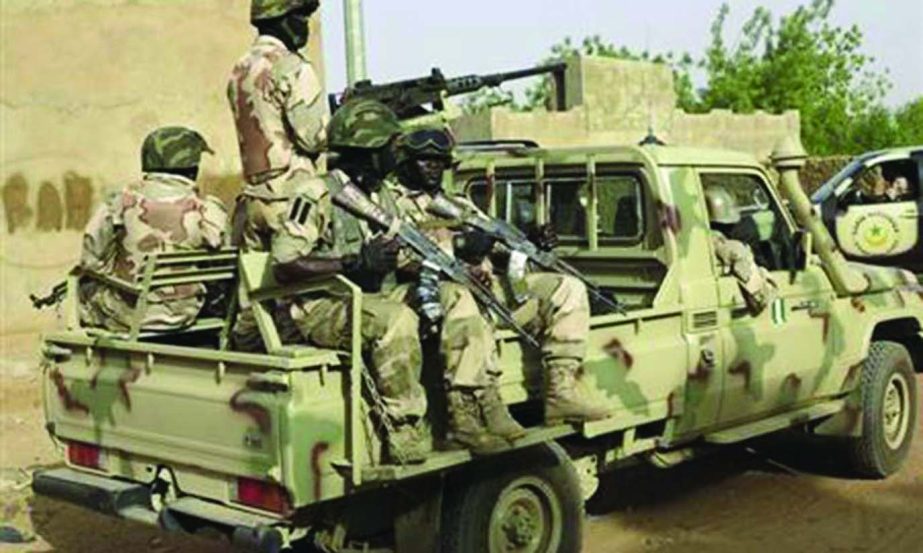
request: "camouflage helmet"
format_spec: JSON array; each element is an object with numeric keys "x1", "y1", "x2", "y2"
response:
[
  {"x1": 327, "y1": 99, "x2": 402, "y2": 151},
  {"x1": 141, "y1": 127, "x2": 214, "y2": 173},
  {"x1": 397, "y1": 126, "x2": 456, "y2": 162},
  {"x1": 251, "y1": 0, "x2": 319, "y2": 22},
  {"x1": 704, "y1": 186, "x2": 741, "y2": 225}
]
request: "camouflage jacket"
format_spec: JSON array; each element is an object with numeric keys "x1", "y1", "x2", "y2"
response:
[
  {"x1": 80, "y1": 173, "x2": 228, "y2": 331},
  {"x1": 228, "y1": 34, "x2": 328, "y2": 197},
  {"x1": 711, "y1": 230, "x2": 777, "y2": 312}
]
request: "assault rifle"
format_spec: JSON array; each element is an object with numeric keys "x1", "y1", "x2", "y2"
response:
[
  {"x1": 328, "y1": 179, "x2": 540, "y2": 349},
  {"x1": 427, "y1": 194, "x2": 627, "y2": 315},
  {"x1": 31, "y1": 281, "x2": 67, "y2": 310},
  {"x1": 329, "y1": 63, "x2": 567, "y2": 120}
]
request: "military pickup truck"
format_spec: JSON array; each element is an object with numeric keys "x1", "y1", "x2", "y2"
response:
[
  {"x1": 33, "y1": 138, "x2": 921, "y2": 553},
  {"x1": 812, "y1": 145, "x2": 923, "y2": 273}
]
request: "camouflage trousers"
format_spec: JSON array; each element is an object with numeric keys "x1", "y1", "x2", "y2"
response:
[
  {"x1": 388, "y1": 282, "x2": 496, "y2": 389},
  {"x1": 79, "y1": 281, "x2": 204, "y2": 332},
  {"x1": 504, "y1": 273, "x2": 590, "y2": 371},
  {"x1": 289, "y1": 286, "x2": 428, "y2": 423}
]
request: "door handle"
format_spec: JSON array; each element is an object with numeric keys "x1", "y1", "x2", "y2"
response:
[
  {"x1": 900, "y1": 211, "x2": 917, "y2": 219},
  {"x1": 791, "y1": 300, "x2": 819, "y2": 312}
]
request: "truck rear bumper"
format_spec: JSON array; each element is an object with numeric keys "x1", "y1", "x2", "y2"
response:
[{"x1": 33, "y1": 468, "x2": 286, "y2": 553}]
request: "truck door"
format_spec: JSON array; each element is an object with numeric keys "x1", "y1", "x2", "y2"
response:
[
  {"x1": 833, "y1": 155, "x2": 922, "y2": 268},
  {"x1": 699, "y1": 171, "x2": 833, "y2": 425}
]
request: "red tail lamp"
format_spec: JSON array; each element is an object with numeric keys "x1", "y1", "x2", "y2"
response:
[
  {"x1": 236, "y1": 477, "x2": 291, "y2": 515},
  {"x1": 67, "y1": 441, "x2": 103, "y2": 470}
]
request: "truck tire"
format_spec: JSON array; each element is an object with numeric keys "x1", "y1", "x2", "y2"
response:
[
  {"x1": 847, "y1": 341, "x2": 919, "y2": 479},
  {"x1": 441, "y1": 443, "x2": 583, "y2": 553}
]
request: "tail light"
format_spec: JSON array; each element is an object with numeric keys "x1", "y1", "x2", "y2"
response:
[
  {"x1": 235, "y1": 477, "x2": 291, "y2": 515},
  {"x1": 67, "y1": 441, "x2": 105, "y2": 470}
]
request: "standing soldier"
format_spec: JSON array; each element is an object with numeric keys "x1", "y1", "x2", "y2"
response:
[
  {"x1": 228, "y1": 0, "x2": 328, "y2": 347},
  {"x1": 80, "y1": 127, "x2": 227, "y2": 332},
  {"x1": 390, "y1": 126, "x2": 611, "y2": 426},
  {"x1": 228, "y1": 0, "x2": 328, "y2": 242}
]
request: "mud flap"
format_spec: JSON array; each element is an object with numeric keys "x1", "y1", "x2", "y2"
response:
[{"x1": 393, "y1": 476, "x2": 444, "y2": 553}]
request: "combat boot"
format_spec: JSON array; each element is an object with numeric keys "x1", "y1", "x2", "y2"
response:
[
  {"x1": 446, "y1": 390, "x2": 508, "y2": 456},
  {"x1": 545, "y1": 365, "x2": 611, "y2": 426},
  {"x1": 481, "y1": 385, "x2": 527, "y2": 443},
  {"x1": 386, "y1": 420, "x2": 429, "y2": 465}
]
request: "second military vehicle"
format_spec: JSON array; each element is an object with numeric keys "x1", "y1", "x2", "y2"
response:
[
  {"x1": 33, "y1": 138, "x2": 921, "y2": 553},
  {"x1": 812, "y1": 145, "x2": 923, "y2": 273}
]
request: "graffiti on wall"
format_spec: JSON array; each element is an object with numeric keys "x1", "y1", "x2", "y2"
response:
[{"x1": 2, "y1": 172, "x2": 95, "y2": 234}]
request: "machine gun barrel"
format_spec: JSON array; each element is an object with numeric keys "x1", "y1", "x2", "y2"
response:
[
  {"x1": 427, "y1": 195, "x2": 626, "y2": 315},
  {"x1": 328, "y1": 180, "x2": 540, "y2": 348},
  {"x1": 331, "y1": 62, "x2": 567, "y2": 119},
  {"x1": 31, "y1": 281, "x2": 67, "y2": 310}
]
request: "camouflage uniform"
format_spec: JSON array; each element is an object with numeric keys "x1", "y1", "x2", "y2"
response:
[
  {"x1": 236, "y1": 169, "x2": 428, "y2": 423},
  {"x1": 712, "y1": 231, "x2": 777, "y2": 312},
  {"x1": 227, "y1": 33, "x2": 327, "y2": 201},
  {"x1": 80, "y1": 128, "x2": 227, "y2": 332},
  {"x1": 394, "y1": 187, "x2": 591, "y2": 382}
]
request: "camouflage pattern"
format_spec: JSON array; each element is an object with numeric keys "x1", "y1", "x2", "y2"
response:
[
  {"x1": 80, "y1": 173, "x2": 227, "y2": 331},
  {"x1": 711, "y1": 231, "x2": 778, "y2": 313},
  {"x1": 140, "y1": 127, "x2": 214, "y2": 172},
  {"x1": 327, "y1": 99, "x2": 402, "y2": 150},
  {"x1": 251, "y1": 0, "x2": 319, "y2": 22},
  {"x1": 392, "y1": 184, "x2": 591, "y2": 373},
  {"x1": 228, "y1": 35, "x2": 327, "y2": 198},
  {"x1": 38, "y1": 141, "x2": 923, "y2": 522},
  {"x1": 233, "y1": 169, "x2": 427, "y2": 422}
]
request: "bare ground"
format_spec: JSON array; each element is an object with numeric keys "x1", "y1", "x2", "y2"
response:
[{"x1": 1, "y1": 336, "x2": 920, "y2": 552}]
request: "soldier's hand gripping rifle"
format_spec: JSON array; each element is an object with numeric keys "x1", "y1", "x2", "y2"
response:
[
  {"x1": 330, "y1": 63, "x2": 567, "y2": 120},
  {"x1": 328, "y1": 180, "x2": 540, "y2": 349},
  {"x1": 428, "y1": 194, "x2": 627, "y2": 315}
]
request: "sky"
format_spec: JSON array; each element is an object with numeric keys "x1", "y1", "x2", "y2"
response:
[{"x1": 319, "y1": 0, "x2": 922, "y2": 108}]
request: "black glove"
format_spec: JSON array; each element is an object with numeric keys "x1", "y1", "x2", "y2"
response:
[
  {"x1": 355, "y1": 236, "x2": 400, "y2": 274},
  {"x1": 454, "y1": 230, "x2": 496, "y2": 264},
  {"x1": 528, "y1": 223, "x2": 559, "y2": 251}
]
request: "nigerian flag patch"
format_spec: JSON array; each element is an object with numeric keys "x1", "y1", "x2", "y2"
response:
[{"x1": 771, "y1": 298, "x2": 787, "y2": 326}]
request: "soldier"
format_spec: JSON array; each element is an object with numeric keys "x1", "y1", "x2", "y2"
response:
[
  {"x1": 80, "y1": 127, "x2": 227, "y2": 332},
  {"x1": 390, "y1": 126, "x2": 611, "y2": 427},
  {"x1": 705, "y1": 186, "x2": 777, "y2": 313},
  {"x1": 228, "y1": 0, "x2": 328, "y2": 348},
  {"x1": 228, "y1": 0, "x2": 327, "y2": 206}
]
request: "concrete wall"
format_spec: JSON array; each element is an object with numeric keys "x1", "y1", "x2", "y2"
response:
[
  {"x1": 453, "y1": 56, "x2": 801, "y2": 162},
  {"x1": 0, "y1": 0, "x2": 325, "y2": 338}
]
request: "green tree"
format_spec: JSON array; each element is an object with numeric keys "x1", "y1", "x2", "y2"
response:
[
  {"x1": 894, "y1": 97, "x2": 923, "y2": 146},
  {"x1": 463, "y1": 0, "x2": 903, "y2": 155}
]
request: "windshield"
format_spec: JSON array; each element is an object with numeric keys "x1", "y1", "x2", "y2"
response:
[{"x1": 810, "y1": 152, "x2": 879, "y2": 203}]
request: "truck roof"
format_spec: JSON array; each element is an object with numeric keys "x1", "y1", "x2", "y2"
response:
[{"x1": 458, "y1": 143, "x2": 762, "y2": 170}]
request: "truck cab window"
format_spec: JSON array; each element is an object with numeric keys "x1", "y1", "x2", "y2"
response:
[
  {"x1": 846, "y1": 159, "x2": 920, "y2": 206},
  {"x1": 700, "y1": 173, "x2": 795, "y2": 272}
]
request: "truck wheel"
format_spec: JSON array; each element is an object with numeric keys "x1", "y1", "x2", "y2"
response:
[
  {"x1": 441, "y1": 443, "x2": 583, "y2": 553},
  {"x1": 847, "y1": 341, "x2": 919, "y2": 478}
]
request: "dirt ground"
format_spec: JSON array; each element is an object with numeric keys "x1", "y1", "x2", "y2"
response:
[{"x1": 1, "y1": 335, "x2": 921, "y2": 553}]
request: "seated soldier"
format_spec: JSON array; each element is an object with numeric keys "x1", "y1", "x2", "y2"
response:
[
  {"x1": 390, "y1": 126, "x2": 611, "y2": 427},
  {"x1": 79, "y1": 127, "x2": 228, "y2": 332},
  {"x1": 704, "y1": 187, "x2": 777, "y2": 313}
]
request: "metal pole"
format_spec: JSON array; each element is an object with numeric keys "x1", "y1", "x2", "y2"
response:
[{"x1": 344, "y1": 0, "x2": 368, "y2": 85}]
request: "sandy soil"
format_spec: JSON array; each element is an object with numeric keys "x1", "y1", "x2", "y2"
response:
[{"x1": 1, "y1": 338, "x2": 920, "y2": 553}]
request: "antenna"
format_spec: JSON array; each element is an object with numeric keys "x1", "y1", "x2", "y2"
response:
[{"x1": 344, "y1": 0, "x2": 368, "y2": 85}]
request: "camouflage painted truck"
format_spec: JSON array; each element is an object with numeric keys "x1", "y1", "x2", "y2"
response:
[{"x1": 33, "y1": 138, "x2": 922, "y2": 553}]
